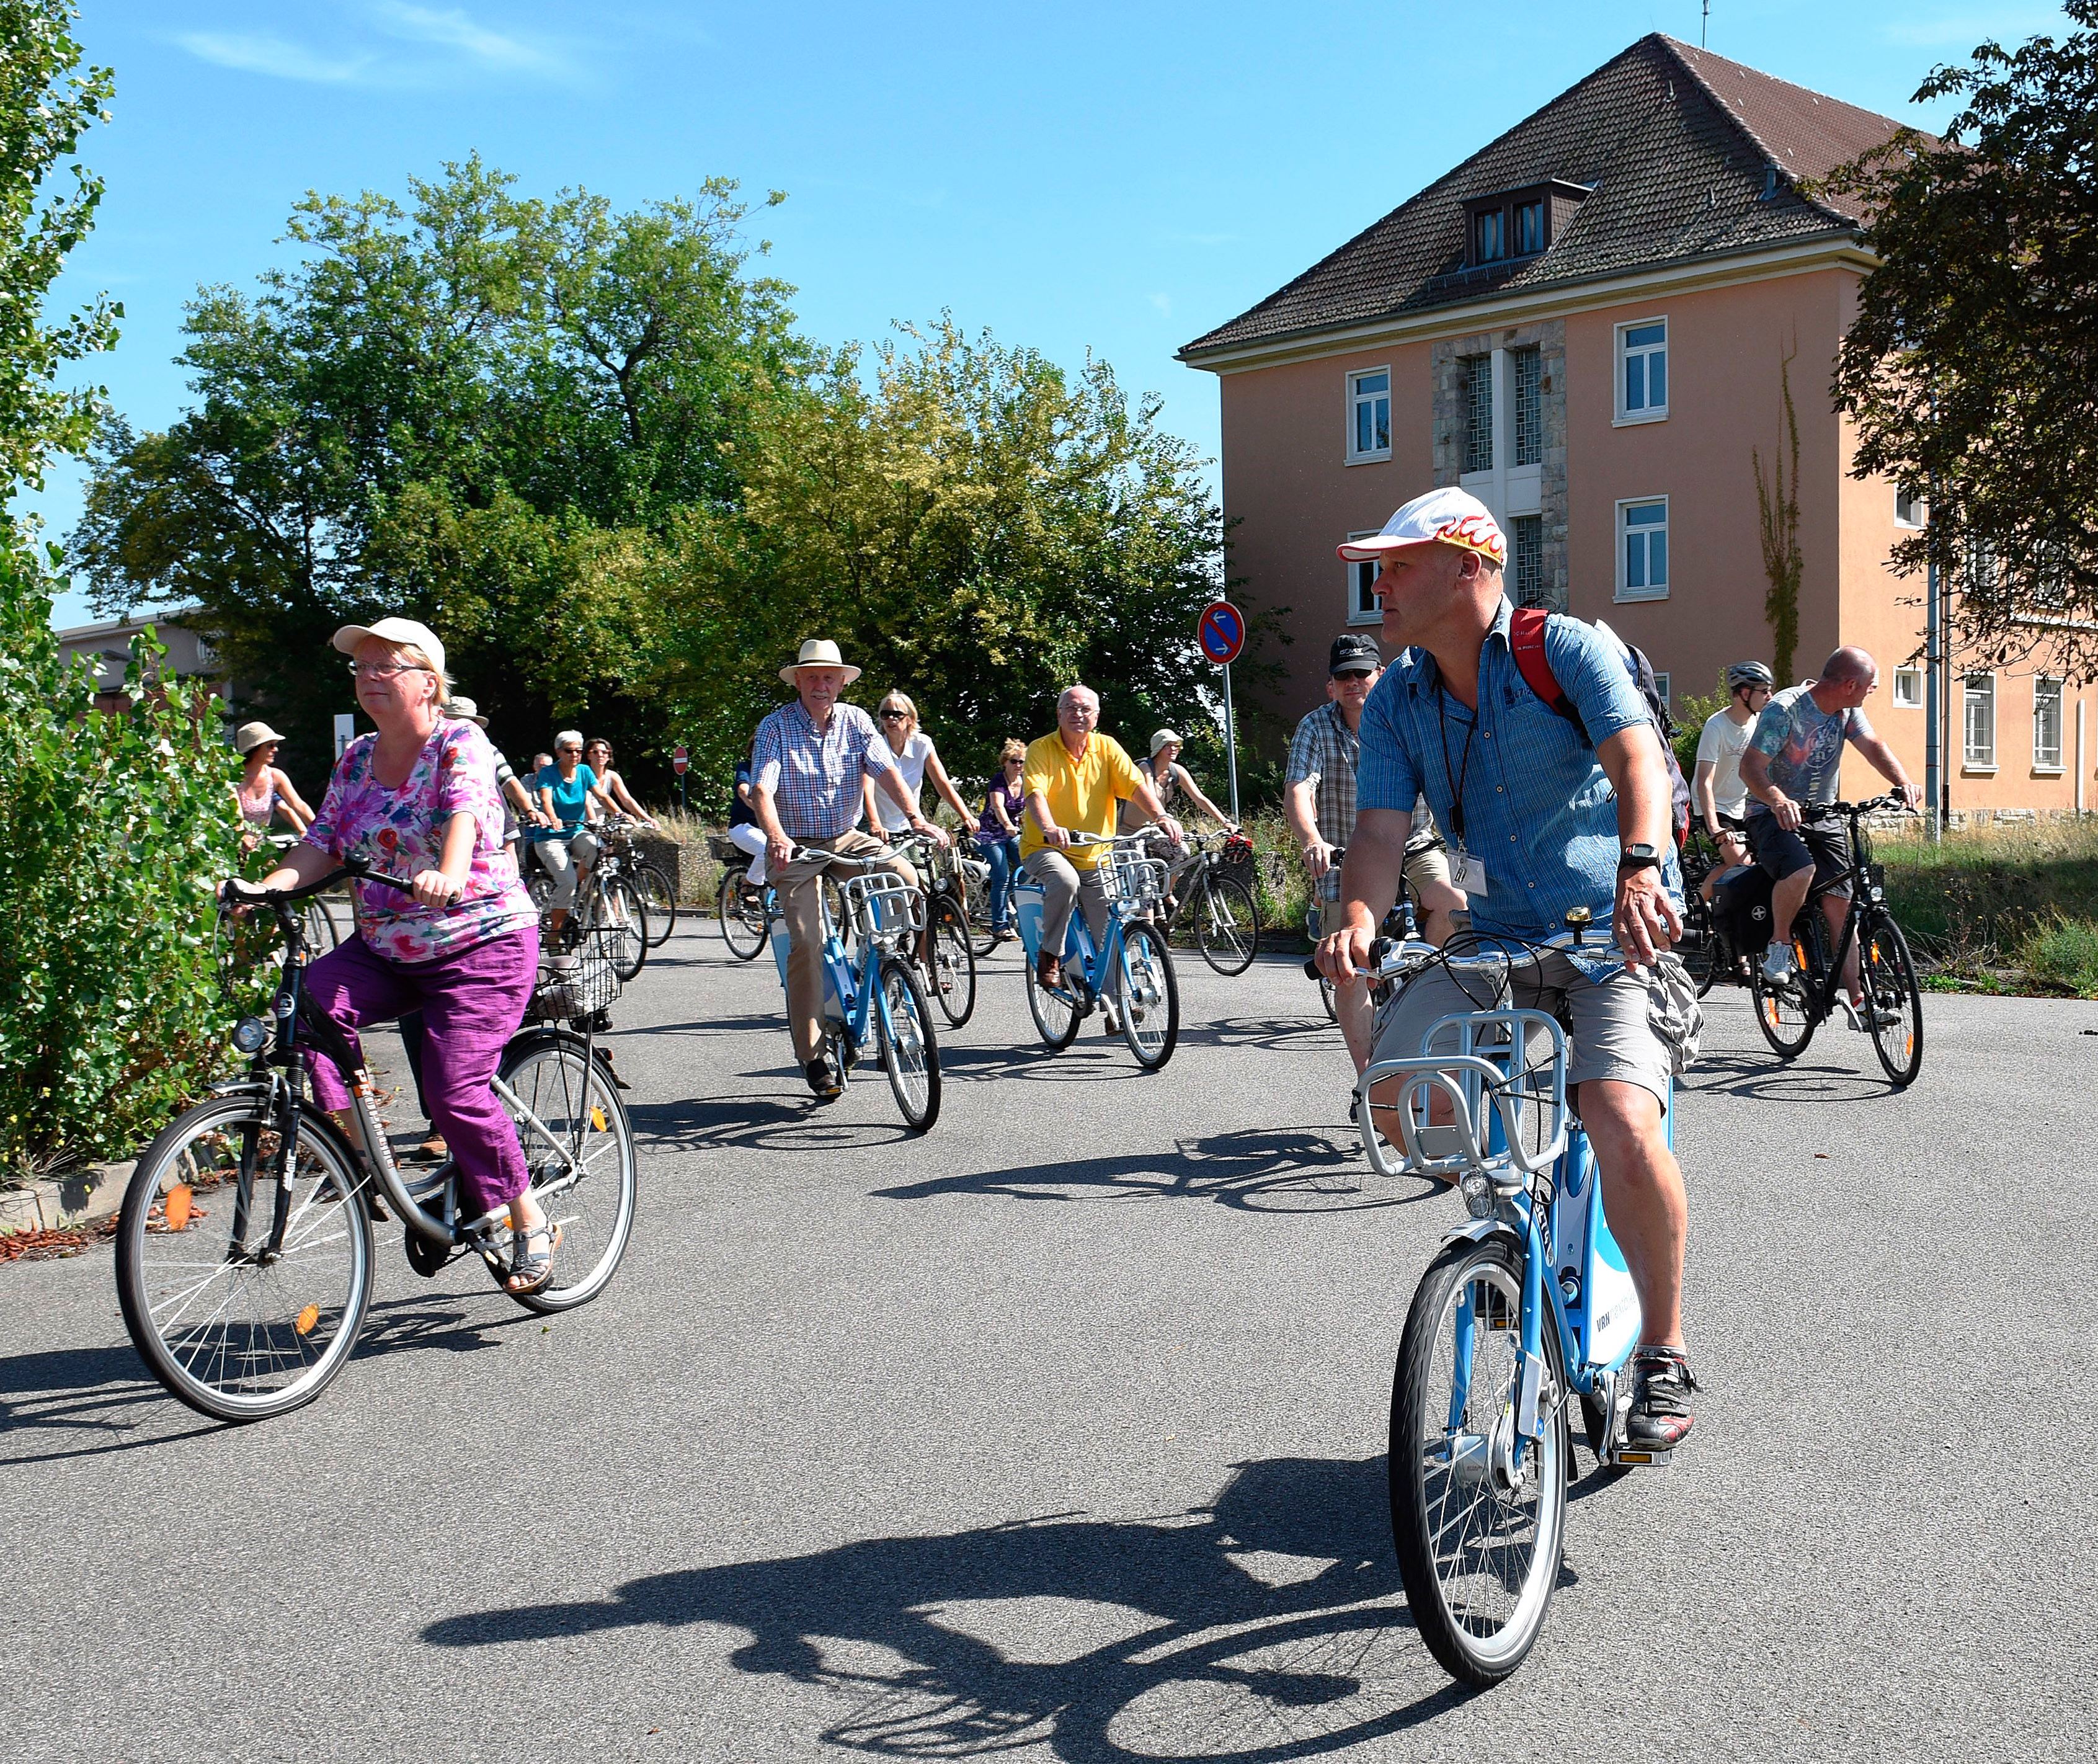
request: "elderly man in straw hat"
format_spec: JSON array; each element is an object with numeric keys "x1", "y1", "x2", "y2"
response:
[{"x1": 751, "y1": 639, "x2": 949, "y2": 1100}]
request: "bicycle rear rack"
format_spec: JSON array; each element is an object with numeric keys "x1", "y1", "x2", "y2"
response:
[{"x1": 1356, "y1": 1007, "x2": 1570, "y2": 1199}]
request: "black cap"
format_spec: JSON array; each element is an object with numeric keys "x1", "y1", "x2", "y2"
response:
[{"x1": 1330, "y1": 633, "x2": 1382, "y2": 676}]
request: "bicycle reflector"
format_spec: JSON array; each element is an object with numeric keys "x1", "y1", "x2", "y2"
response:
[{"x1": 231, "y1": 1016, "x2": 271, "y2": 1054}]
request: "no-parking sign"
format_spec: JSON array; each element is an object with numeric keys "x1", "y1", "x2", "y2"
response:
[{"x1": 1196, "y1": 600, "x2": 1246, "y2": 666}]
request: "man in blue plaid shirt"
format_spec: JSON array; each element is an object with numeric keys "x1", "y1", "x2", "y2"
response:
[
  {"x1": 1313, "y1": 488, "x2": 1698, "y2": 1453},
  {"x1": 752, "y1": 639, "x2": 948, "y2": 1099}
]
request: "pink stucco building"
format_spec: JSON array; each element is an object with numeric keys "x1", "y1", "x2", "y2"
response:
[{"x1": 1181, "y1": 34, "x2": 2091, "y2": 821}]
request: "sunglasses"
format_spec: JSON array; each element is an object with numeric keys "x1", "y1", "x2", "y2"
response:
[
  {"x1": 1333, "y1": 669, "x2": 1374, "y2": 682},
  {"x1": 879, "y1": 709, "x2": 910, "y2": 721}
]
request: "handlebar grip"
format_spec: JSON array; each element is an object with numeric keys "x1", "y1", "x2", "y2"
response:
[{"x1": 1302, "y1": 936, "x2": 1395, "y2": 982}]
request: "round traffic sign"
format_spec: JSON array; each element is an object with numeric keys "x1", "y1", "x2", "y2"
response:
[
  {"x1": 1196, "y1": 600, "x2": 1246, "y2": 666},
  {"x1": 670, "y1": 744, "x2": 689, "y2": 775}
]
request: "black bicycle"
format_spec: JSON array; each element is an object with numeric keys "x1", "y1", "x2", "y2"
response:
[
  {"x1": 598, "y1": 816, "x2": 677, "y2": 949},
  {"x1": 1749, "y1": 794, "x2": 1924, "y2": 1086},
  {"x1": 1158, "y1": 829, "x2": 1261, "y2": 976},
  {"x1": 117, "y1": 860, "x2": 639, "y2": 1422},
  {"x1": 1674, "y1": 824, "x2": 1754, "y2": 998},
  {"x1": 893, "y1": 831, "x2": 979, "y2": 1028}
]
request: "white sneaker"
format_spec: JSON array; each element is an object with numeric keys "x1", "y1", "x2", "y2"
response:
[{"x1": 1760, "y1": 945, "x2": 1794, "y2": 982}]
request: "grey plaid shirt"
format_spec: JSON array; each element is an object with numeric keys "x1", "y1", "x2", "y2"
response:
[{"x1": 1286, "y1": 701, "x2": 1360, "y2": 849}]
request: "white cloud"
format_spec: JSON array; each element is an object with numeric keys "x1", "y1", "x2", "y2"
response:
[
  {"x1": 371, "y1": 3, "x2": 569, "y2": 77},
  {"x1": 175, "y1": 32, "x2": 373, "y2": 84}
]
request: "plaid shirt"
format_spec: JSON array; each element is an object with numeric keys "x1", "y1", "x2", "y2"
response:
[
  {"x1": 751, "y1": 700, "x2": 897, "y2": 842},
  {"x1": 1286, "y1": 701, "x2": 1361, "y2": 849}
]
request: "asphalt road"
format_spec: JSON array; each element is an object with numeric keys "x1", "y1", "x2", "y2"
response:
[{"x1": 7, "y1": 921, "x2": 2096, "y2": 1763}]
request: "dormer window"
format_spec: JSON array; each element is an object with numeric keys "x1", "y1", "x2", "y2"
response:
[{"x1": 1461, "y1": 179, "x2": 1591, "y2": 271}]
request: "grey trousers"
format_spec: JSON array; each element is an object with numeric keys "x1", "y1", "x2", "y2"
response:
[{"x1": 1022, "y1": 849, "x2": 1111, "y2": 963}]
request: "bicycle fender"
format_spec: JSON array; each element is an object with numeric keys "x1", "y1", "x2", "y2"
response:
[{"x1": 1438, "y1": 1215, "x2": 1522, "y2": 1254}]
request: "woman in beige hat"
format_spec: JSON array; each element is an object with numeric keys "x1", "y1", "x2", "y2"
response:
[{"x1": 229, "y1": 720, "x2": 313, "y2": 850}]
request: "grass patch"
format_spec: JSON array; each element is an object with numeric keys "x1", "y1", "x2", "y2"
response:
[{"x1": 1877, "y1": 819, "x2": 2098, "y2": 996}]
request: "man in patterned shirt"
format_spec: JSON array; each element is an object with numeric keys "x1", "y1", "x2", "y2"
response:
[
  {"x1": 751, "y1": 639, "x2": 948, "y2": 1099},
  {"x1": 1286, "y1": 632, "x2": 1462, "y2": 1077}
]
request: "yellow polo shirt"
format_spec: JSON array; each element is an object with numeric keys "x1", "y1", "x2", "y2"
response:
[{"x1": 1019, "y1": 732, "x2": 1144, "y2": 871}]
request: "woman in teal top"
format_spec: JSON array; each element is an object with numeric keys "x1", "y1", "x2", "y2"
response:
[{"x1": 530, "y1": 728, "x2": 605, "y2": 939}]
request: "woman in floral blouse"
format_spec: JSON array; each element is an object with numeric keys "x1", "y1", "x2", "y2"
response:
[{"x1": 247, "y1": 616, "x2": 558, "y2": 1291}]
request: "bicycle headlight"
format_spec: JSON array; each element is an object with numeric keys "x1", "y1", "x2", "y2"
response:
[
  {"x1": 1460, "y1": 1170, "x2": 1495, "y2": 1220},
  {"x1": 231, "y1": 1015, "x2": 272, "y2": 1055}
]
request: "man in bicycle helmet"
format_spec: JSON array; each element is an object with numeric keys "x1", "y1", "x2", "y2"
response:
[
  {"x1": 1316, "y1": 488, "x2": 1697, "y2": 1451},
  {"x1": 1692, "y1": 662, "x2": 1775, "y2": 876}
]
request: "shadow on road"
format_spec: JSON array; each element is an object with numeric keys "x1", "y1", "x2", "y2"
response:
[
  {"x1": 424, "y1": 1452, "x2": 1475, "y2": 1760},
  {"x1": 871, "y1": 1127, "x2": 1444, "y2": 1214},
  {"x1": 1676, "y1": 1049, "x2": 1895, "y2": 1103},
  {"x1": 626, "y1": 1093, "x2": 918, "y2": 1154}
]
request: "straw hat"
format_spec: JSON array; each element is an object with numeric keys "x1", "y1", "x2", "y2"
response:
[
  {"x1": 447, "y1": 696, "x2": 489, "y2": 727},
  {"x1": 233, "y1": 721, "x2": 286, "y2": 755},
  {"x1": 779, "y1": 638, "x2": 862, "y2": 686}
]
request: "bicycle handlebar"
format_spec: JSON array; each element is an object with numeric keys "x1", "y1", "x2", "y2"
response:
[{"x1": 222, "y1": 853, "x2": 452, "y2": 910}]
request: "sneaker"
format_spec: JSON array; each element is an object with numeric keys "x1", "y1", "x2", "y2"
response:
[
  {"x1": 1759, "y1": 945, "x2": 1794, "y2": 983},
  {"x1": 806, "y1": 1056, "x2": 843, "y2": 1101},
  {"x1": 992, "y1": 927, "x2": 1015, "y2": 943},
  {"x1": 1624, "y1": 1345, "x2": 1699, "y2": 1450}
]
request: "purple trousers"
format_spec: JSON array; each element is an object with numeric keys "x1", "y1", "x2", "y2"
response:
[{"x1": 304, "y1": 927, "x2": 540, "y2": 1219}]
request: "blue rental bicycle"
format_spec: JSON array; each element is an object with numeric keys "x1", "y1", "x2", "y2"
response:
[
  {"x1": 767, "y1": 846, "x2": 941, "y2": 1130},
  {"x1": 1013, "y1": 831, "x2": 1180, "y2": 1070},
  {"x1": 1346, "y1": 912, "x2": 1671, "y2": 1684}
]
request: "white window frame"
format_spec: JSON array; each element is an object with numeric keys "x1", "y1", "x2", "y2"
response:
[
  {"x1": 1345, "y1": 365, "x2": 1392, "y2": 465},
  {"x1": 1962, "y1": 672, "x2": 1997, "y2": 771},
  {"x1": 1344, "y1": 533, "x2": 1382, "y2": 627},
  {"x1": 1891, "y1": 666, "x2": 1923, "y2": 708},
  {"x1": 1614, "y1": 496, "x2": 1671, "y2": 602},
  {"x1": 2034, "y1": 675, "x2": 2065, "y2": 772},
  {"x1": 1614, "y1": 316, "x2": 1668, "y2": 425},
  {"x1": 1894, "y1": 486, "x2": 1926, "y2": 528},
  {"x1": 1652, "y1": 670, "x2": 1671, "y2": 709}
]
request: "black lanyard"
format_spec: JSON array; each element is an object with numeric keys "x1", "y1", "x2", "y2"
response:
[{"x1": 1436, "y1": 690, "x2": 1478, "y2": 849}]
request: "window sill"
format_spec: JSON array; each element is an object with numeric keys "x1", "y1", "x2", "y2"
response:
[
  {"x1": 1613, "y1": 587, "x2": 1670, "y2": 603},
  {"x1": 1612, "y1": 409, "x2": 1668, "y2": 428},
  {"x1": 1346, "y1": 610, "x2": 1382, "y2": 628},
  {"x1": 2032, "y1": 766, "x2": 2066, "y2": 777},
  {"x1": 1962, "y1": 764, "x2": 1998, "y2": 775},
  {"x1": 1344, "y1": 451, "x2": 1393, "y2": 468}
]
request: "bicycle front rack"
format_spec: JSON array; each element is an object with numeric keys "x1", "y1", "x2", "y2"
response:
[
  {"x1": 1101, "y1": 849, "x2": 1170, "y2": 915},
  {"x1": 1355, "y1": 1008, "x2": 1570, "y2": 1199},
  {"x1": 842, "y1": 872, "x2": 925, "y2": 950}
]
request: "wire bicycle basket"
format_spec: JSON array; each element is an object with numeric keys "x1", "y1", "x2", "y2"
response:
[
  {"x1": 527, "y1": 925, "x2": 624, "y2": 1022},
  {"x1": 1101, "y1": 847, "x2": 1170, "y2": 915}
]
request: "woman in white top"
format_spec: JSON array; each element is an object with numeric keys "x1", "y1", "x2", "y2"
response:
[
  {"x1": 229, "y1": 721, "x2": 314, "y2": 852},
  {"x1": 873, "y1": 693, "x2": 976, "y2": 832}
]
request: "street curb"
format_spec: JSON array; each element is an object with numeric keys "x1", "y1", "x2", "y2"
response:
[{"x1": 0, "y1": 1160, "x2": 131, "y2": 1237}]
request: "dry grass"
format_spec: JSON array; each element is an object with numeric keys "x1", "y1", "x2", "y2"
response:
[{"x1": 1876, "y1": 817, "x2": 2098, "y2": 996}]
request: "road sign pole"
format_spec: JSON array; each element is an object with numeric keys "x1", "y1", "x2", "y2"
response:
[{"x1": 1221, "y1": 660, "x2": 1240, "y2": 824}]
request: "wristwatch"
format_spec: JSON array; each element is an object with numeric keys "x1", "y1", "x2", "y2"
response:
[{"x1": 1617, "y1": 842, "x2": 1661, "y2": 872}]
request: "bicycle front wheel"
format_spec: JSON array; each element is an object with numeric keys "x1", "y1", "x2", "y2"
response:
[
  {"x1": 1390, "y1": 1233, "x2": 1566, "y2": 1686},
  {"x1": 116, "y1": 1096, "x2": 374, "y2": 1423},
  {"x1": 635, "y1": 861, "x2": 677, "y2": 947},
  {"x1": 1193, "y1": 872, "x2": 1260, "y2": 976},
  {"x1": 927, "y1": 895, "x2": 977, "y2": 1027},
  {"x1": 1752, "y1": 917, "x2": 1823, "y2": 1059},
  {"x1": 496, "y1": 1032, "x2": 638, "y2": 1312},
  {"x1": 590, "y1": 874, "x2": 648, "y2": 982},
  {"x1": 876, "y1": 957, "x2": 941, "y2": 1131},
  {"x1": 1861, "y1": 913, "x2": 1924, "y2": 1087},
  {"x1": 1118, "y1": 923, "x2": 1180, "y2": 1070},
  {"x1": 717, "y1": 865, "x2": 768, "y2": 961}
]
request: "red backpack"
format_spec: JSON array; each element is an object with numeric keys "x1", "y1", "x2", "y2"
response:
[{"x1": 1508, "y1": 607, "x2": 1692, "y2": 849}]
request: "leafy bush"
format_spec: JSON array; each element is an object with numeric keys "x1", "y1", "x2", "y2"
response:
[
  {"x1": 2017, "y1": 914, "x2": 2098, "y2": 997},
  {"x1": 0, "y1": 545, "x2": 245, "y2": 1176}
]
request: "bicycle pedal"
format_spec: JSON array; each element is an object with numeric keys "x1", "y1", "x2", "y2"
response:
[{"x1": 1612, "y1": 1446, "x2": 1674, "y2": 1468}]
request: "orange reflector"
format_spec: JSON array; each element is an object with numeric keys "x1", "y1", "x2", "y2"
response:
[
  {"x1": 590, "y1": 1105, "x2": 607, "y2": 1132},
  {"x1": 295, "y1": 1303, "x2": 320, "y2": 1336},
  {"x1": 164, "y1": 1185, "x2": 193, "y2": 1231}
]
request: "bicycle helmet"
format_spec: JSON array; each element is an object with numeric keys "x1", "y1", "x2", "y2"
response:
[{"x1": 1726, "y1": 661, "x2": 1776, "y2": 691}]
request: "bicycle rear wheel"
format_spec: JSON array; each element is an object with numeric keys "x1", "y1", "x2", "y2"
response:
[
  {"x1": 716, "y1": 865, "x2": 768, "y2": 961},
  {"x1": 1118, "y1": 923, "x2": 1180, "y2": 1070},
  {"x1": 495, "y1": 1032, "x2": 638, "y2": 1312},
  {"x1": 589, "y1": 874, "x2": 648, "y2": 982},
  {"x1": 876, "y1": 957, "x2": 941, "y2": 1131},
  {"x1": 116, "y1": 1097, "x2": 373, "y2": 1423},
  {"x1": 927, "y1": 895, "x2": 977, "y2": 1027},
  {"x1": 959, "y1": 868, "x2": 998, "y2": 956},
  {"x1": 1752, "y1": 915, "x2": 1823, "y2": 1059},
  {"x1": 1861, "y1": 913, "x2": 1924, "y2": 1087},
  {"x1": 300, "y1": 894, "x2": 341, "y2": 956},
  {"x1": 1390, "y1": 1233, "x2": 1566, "y2": 1686},
  {"x1": 635, "y1": 861, "x2": 677, "y2": 947},
  {"x1": 1193, "y1": 871, "x2": 1259, "y2": 976}
]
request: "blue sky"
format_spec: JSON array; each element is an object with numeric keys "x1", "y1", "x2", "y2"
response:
[{"x1": 32, "y1": 0, "x2": 2071, "y2": 626}]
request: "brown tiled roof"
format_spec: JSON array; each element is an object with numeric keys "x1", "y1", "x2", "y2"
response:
[{"x1": 1180, "y1": 34, "x2": 1905, "y2": 360}]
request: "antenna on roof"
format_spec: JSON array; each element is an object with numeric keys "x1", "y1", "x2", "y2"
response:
[{"x1": 1702, "y1": 0, "x2": 1710, "y2": 48}]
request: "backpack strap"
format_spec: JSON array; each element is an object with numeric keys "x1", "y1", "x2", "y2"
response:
[{"x1": 1508, "y1": 605, "x2": 1587, "y2": 737}]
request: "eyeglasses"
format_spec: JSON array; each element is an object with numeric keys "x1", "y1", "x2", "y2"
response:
[
  {"x1": 879, "y1": 709, "x2": 909, "y2": 721},
  {"x1": 557, "y1": 744, "x2": 583, "y2": 755},
  {"x1": 1333, "y1": 669, "x2": 1374, "y2": 682},
  {"x1": 347, "y1": 661, "x2": 432, "y2": 681}
]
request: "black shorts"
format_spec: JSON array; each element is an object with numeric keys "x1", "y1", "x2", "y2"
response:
[
  {"x1": 1746, "y1": 810, "x2": 1851, "y2": 896},
  {"x1": 1715, "y1": 811, "x2": 1748, "y2": 835}
]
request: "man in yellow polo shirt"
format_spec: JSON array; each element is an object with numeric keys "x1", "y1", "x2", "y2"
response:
[{"x1": 1021, "y1": 683, "x2": 1182, "y2": 993}]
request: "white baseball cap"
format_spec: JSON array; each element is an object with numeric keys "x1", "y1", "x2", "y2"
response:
[
  {"x1": 1336, "y1": 488, "x2": 1506, "y2": 569},
  {"x1": 331, "y1": 615, "x2": 447, "y2": 680}
]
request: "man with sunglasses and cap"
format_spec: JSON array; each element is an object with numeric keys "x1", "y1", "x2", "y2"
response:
[
  {"x1": 751, "y1": 639, "x2": 949, "y2": 1100},
  {"x1": 1288, "y1": 633, "x2": 1464, "y2": 1078},
  {"x1": 1313, "y1": 487, "x2": 1698, "y2": 1453}
]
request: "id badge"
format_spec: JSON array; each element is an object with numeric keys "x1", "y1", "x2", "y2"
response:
[{"x1": 1451, "y1": 849, "x2": 1489, "y2": 896}]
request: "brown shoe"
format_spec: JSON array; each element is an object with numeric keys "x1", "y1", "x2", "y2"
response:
[
  {"x1": 1034, "y1": 950, "x2": 1062, "y2": 991},
  {"x1": 416, "y1": 1134, "x2": 449, "y2": 1163}
]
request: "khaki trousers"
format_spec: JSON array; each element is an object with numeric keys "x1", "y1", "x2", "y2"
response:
[{"x1": 778, "y1": 831, "x2": 918, "y2": 1064}]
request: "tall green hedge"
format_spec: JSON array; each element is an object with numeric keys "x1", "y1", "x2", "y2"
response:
[{"x1": 0, "y1": 539, "x2": 244, "y2": 1176}]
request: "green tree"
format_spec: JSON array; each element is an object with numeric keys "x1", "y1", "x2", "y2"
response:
[{"x1": 1825, "y1": 1, "x2": 2098, "y2": 672}]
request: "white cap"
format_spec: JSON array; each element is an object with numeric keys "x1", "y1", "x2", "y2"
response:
[
  {"x1": 331, "y1": 615, "x2": 447, "y2": 680},
  {"x1": 1149, "y1": 728, "x2": 1182, "y2": 757},
  {"x1": 1336, "y1": 488, "x2": 1505, "y2": 568}
]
